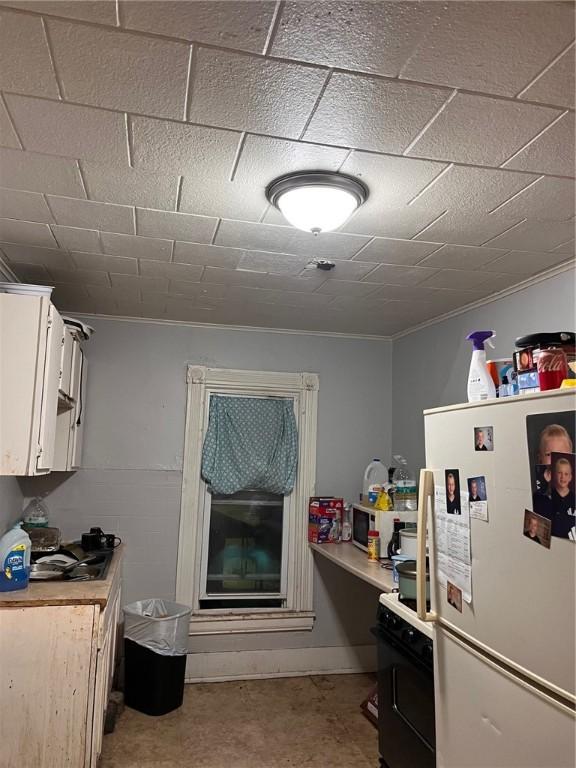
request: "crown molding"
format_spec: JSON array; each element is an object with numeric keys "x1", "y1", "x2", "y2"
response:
[
  {"x1": 69, "y1": 312, "x2": 394, "y2": 341},
  {"x1": 391, "y1": 259, "x2": 575, "y2": 341}
]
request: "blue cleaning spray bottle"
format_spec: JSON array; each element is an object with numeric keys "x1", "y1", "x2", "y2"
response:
[{"x1": 466, "y1": 331, "x2": 497, "y2": 402}]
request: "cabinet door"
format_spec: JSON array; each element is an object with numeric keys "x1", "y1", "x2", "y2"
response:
[
  {"x1": 59, "y1": 327, "x2": 74, "y2": 397},
  {"x1": 90, "y1": 585, "x2": 121, "y2": 766},
  {"x1": 36, "y1": 305, "x2": 64, "y2": 472},
  {"x1": 69, "y1": 341, "x2": 86, "y2": 470},
  {"x1": 0, "y1": 604, "x2": 96, "y2": 767}
]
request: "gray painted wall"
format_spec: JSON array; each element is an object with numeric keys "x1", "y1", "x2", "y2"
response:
[
  {"x1": 24, "y1": 319, "x2": 392, "y2": 653},
  {"x1": 0, "y1": 477, "x2": 23, "y2": 534},
  {"x1": 392, "y1": 269, "x2": 576, "y2": 472}
]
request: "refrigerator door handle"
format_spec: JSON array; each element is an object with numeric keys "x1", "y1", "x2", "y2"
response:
[{"x1": 417, "y1": 469, "x2": 437, "y2": 623}]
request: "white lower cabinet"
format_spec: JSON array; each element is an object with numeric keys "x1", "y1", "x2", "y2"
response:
[{"x1": 0, "y1": 569, "x2": 121, "y2": 767}]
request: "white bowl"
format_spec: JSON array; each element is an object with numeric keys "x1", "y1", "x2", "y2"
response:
[{"x1": 0, "y1": 282, "x2": 54, "y2": 297}]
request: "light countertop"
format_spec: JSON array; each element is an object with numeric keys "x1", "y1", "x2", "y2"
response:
[
  {"x1": 309, "y1": 542, "x2": 396, "y2": 592},
  {"x1": 0, "y1": 544, "x2": 124, "y2": 608}
]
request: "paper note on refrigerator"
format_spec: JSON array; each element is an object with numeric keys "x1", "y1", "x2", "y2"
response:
[{"x1": 434, "y1": 486, "x2": 472, "y2": 603}]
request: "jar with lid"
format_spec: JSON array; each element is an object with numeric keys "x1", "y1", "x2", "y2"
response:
[{"x1": 367, "y1": 530, "x2": 380, "y2": 562}]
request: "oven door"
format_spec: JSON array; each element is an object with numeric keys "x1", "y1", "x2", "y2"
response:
[{"x1": 373, "y1": 625, "x2": 436, "y2": 768}]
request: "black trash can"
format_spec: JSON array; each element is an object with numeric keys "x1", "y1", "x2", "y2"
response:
[{"x1": 123, "y1": 599, "x2": 191, "y2": 716}]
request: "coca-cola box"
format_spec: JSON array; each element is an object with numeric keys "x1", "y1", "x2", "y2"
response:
[{"x1": 308, "y1": 497, "x2": 344, "y2": 544}]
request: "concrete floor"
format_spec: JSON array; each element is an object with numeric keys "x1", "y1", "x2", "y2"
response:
[{"x1": 101, "y1": 674, "x2": 379, "y2": 768}]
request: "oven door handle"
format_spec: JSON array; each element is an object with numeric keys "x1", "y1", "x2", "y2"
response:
[{"x1": 417, "y1": 469, "x2": 437, "y2": 623}]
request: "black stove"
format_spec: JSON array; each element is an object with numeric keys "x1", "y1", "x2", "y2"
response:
[{"x1": 372, "y1": 603, "x2": 436, "y2": 768}]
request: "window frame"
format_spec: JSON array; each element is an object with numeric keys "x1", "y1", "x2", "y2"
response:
[{"x1": 176, "y1": 366, "x2": 319, "y2": 636}]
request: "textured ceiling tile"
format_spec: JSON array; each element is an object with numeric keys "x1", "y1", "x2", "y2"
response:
[
  {"x1": 304, "y1": 73, "x2": 449, "y2": 153},
  {"x1": 418, "y1": 244, "x2": 509, "y2": 270},
  {"x1": 52, "y1": 224, "x2": 101, "y2": 252},
  {"x1": 482, "y1": 250, "x2": 574, "y2": 274},
  {"x1": 188, "y1": 48, "x2": 327, "y2": 138},
  {"x1": 173, "y1": 242, "x2": 242, "y2": 270},
  {"x1": 400, "y1": 1, "x2": 575, "y2": 98},
  {"x1": 110, "y1": 273, "x2": 169, "y2": 294},
  {"x1": 46, "y1": 195, "x2": 134, "y2": 234},
  {"x1": 473, "y1": 273, "x2": 528, "y2": 295},
  {"x1": 166, "y1": 280, "x2": 227, "y2": 299},
  {"x1": 86, "y1": 284, "x2": 137, "y2": 302},
  {"x1": 308, "y1": 260, "x2": 376, "y2": 282},
  {"x1": 5, "y1": 94, "x2": 129, "y2": 164},
  {"x1": 223, "y1": 285, "x2": 281, "y2": 305},
  {"x1": 267, "y1": 290, "x2": 334, "y2": 309},
  {"x1": 420, "y1": 268, "x2": 495, "y2": 291},
  {"x1": 340, "y1": 152, "x2": 447, "y2": 208},
  {"x1": 131, "y1": 116, "x2": 240, "y2": 176},
  {"x1": 1, "y1": 1, "x2": 118, "y2": 24},
  {"x1": 0, "y1": 8, "x2": 59, "y2": 97},
  {"x1": 81, "y1": 163, "x2": 178, "y2": 209},
  {"x1": 234, "y1": 135, "x2": 348, "y2": 187},
  {"x1": 553, "y1": 239, "x2": 575, "y2": 255},
  {"x1": 0, "y1": 217, "x2": 57, "y2": 247},
  {"x1": 0, "y1": 187, "x2": 53, "y2": 223},
  {"x1": 414, "y1": 210, "x2": 522, "y2": 246},
  {"x1": 100, "y1": 231, "x2": 172, "y2": 261},
  {"x1": 47, "y1": 20, "x2": 190, "y2": 119},
  {"x1": 519, "y1": 44, "x2": 575, "y2": 109},
  {"x1": 0, "y1": 147, "x2": 85, "y2": 196},
  {"x1": 9, "y1": 261, "x2": 50, "y2": 283},
  {"x1": 485, "y1": 220, "x2": 576, "y2": 252},
  {"x1": 71, "y1": 250, "x2": 138, "y2": 275},
  {"x1": 238, "y1": 250, "x2": 308, "y2": 276},
  {"x1": 413, "y1": 166, "x2": 540, "y2": 214},
  {"x1": 362, "y1": 263, "x2": 438, "y2": 286},
  {"x1": 369, "y1": 283, "x2": 450, "y2": 302},
  {"x1": 50, "y1": 267, "x2": 110, "y2": 286},
  {"x1": 407, "y1": 94, "x2": 561, "y2": 166},
  {"x1": 353, "y1": 238, "x2": 442, "y2": 266},
  {"x1": 139, "y1": 261, "x2": 204, "y2": 283},
  {"x1": 493, "y1": 177, "x2": 575, "y2": 222},
  {"x1": 201, "y1": 266, "x2": 266, "y2": 288},
  {"x1": 343, "y1": 204, "x2": 444, "y2": 239},
  {"x1": 179, "y1": 177, "x2": 267, "y2": 221},
  {"x1": 315, "y1": 279, "x2": 381, "y2": 298},
  {"x1": 0, "y1": 242, "x2": 74, "y2": 269},
  {"x1": 258, "y1": 273, "x2": 326, "y2": 292},
  {"x1": 215, "y1": 219, "x2": 369, "y2": 259},
  {"x1": 0, "y1": 97, "x2": 20, "y2": 148},
  {"x1": 502, "y1": 113, "x2": 575, "y2": 177},
  {"x1": 272, "y1": 1, "x2": 438, "y2": 77},
  {"x1": 136, "y1": 208, "x2": 215, "y2": 244},
  {"x1": 121, "y1": 0, "x2": 276, "y2": 52}
]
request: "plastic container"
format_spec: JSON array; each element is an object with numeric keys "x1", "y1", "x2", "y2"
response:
[
  {"x1": 123, "y1": 599, "x2": 192, "y2": 716},
  {"x1": 466, "y1": 331, "x2": 497, "y2": 402},
  {"x1": 363, "y1": 459, "x2": 388, "y2": 505},
  {"x1": 392, "y1": 458, "x2": 417, "y2": 511},
  {"x1": 0, "y1": 525, "x2": 32, "y2": 592},
  {"x1": 367, "y1": 530, "x2": 380, "y2": 562},
  {"x1": 22, "y1": 496, "x2": 49, "y2": 527}
]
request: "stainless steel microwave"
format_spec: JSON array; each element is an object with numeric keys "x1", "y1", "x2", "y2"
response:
[{"x1": 352, "y1": 504, "x2": 418, "y2": 552}]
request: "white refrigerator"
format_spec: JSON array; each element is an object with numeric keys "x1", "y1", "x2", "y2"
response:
[{"x1": 415, "y1": 389, "x2": 575, "y2": 768}]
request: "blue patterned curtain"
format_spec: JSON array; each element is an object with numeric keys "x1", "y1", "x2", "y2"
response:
[{"x1": 201, "y1": 395, "x2": 298, "y2": 495}]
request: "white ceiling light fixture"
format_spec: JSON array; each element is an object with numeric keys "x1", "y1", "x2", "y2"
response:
[{"x1": 266, "y1": 171, "x2": 368, "y2": 235}]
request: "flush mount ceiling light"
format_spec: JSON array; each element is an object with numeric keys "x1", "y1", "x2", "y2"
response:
[{"x1": 266, "y1": 171, "x2": 368, "y2": 235}]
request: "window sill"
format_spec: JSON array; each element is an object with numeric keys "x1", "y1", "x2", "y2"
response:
[{"x1": 188, "y1": 610, "x2": 315, "y2": 636}]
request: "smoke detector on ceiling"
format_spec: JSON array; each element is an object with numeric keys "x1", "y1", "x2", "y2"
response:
[{"x1": 305, "y1": 259, "x2": 336, "y2": 271}]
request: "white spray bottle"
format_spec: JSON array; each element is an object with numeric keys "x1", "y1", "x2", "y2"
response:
[{"x1": 466, "y1": 331, "x2": 496, "y2": 402}]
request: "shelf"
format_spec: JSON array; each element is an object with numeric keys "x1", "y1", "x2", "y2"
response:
[{"x1": 309, "y1": 542, "x2": 396, "y2": 592}]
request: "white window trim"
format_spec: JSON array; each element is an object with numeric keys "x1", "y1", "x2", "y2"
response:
[{"x1": 176, "y1": 365, "x2": 318, "y2": 636}]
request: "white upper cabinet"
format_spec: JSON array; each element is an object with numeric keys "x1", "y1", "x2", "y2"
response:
[{"x1": 0, "y1": 294, "x2": 87, "y2": 475}]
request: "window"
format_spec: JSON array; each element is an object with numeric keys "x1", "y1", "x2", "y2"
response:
[{"x1": 176, "y1": 366, "x2": 319, "y2": 635}]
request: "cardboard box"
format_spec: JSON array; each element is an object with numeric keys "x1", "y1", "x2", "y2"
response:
[{"x1": 308, "y1": 497, "x2": 344, "y2": 543}]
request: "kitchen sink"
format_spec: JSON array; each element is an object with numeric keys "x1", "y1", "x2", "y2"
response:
[{"x1": 30, "y1": 547, "x2": 114, "y2": 582}]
